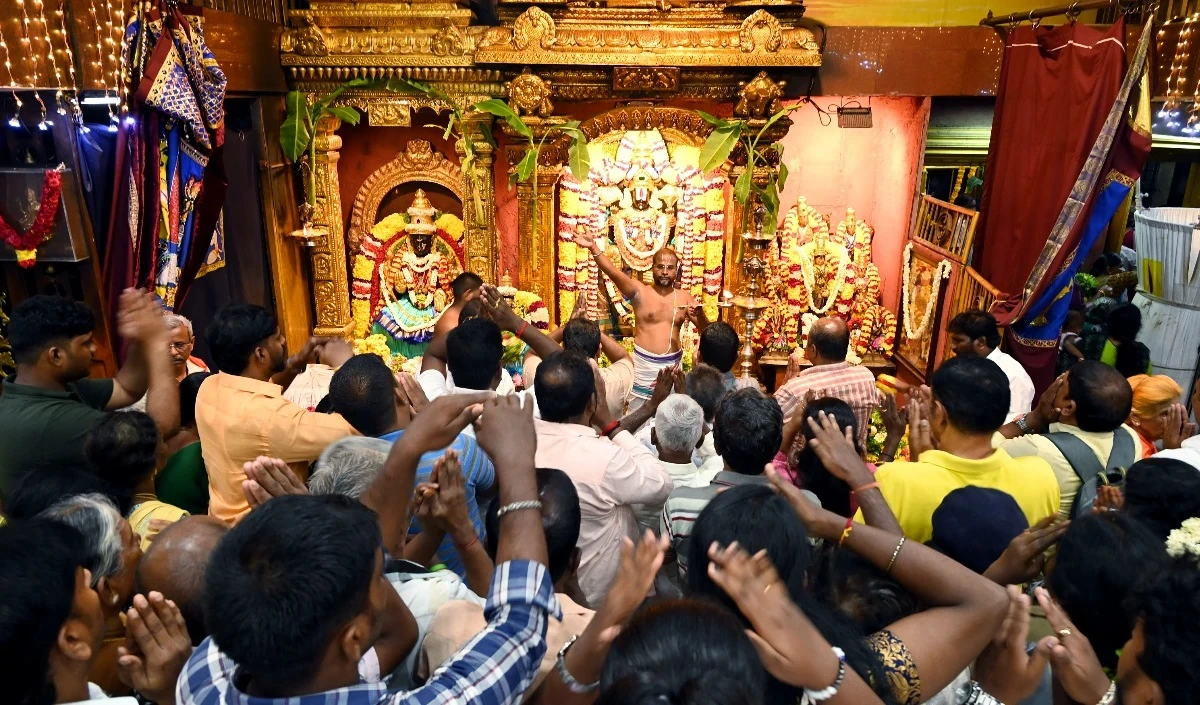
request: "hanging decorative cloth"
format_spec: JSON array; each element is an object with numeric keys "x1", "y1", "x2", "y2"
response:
[
  {"x1": 104, "y1": 1, "x2": 227, "y2": 316},
  {"x1": 0, "y1": 166, "x2": 64, "y2": 268}
]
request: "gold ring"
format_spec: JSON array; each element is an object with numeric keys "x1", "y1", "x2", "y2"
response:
[{"x1": 1058, "y1": 628, "x2": 1072, "y2": 637}]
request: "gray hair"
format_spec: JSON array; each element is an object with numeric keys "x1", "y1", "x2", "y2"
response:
[
  {"x1": 309, "y1": 437, "x2": 392, "y2": 499},
  {"x1": 654, "y1": 394, "x2": 705, "y2": 454},
  {"x1": 39, "y1": 493, "x2": 125, "y2": 587},
  {"x1": 164, "y1": 313, "x2": 193, "y2": 337}
]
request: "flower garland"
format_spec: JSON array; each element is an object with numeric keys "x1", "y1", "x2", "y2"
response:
[
  {"x1": 1167, "y1": 517, "x2": 1200, "y2": 562},
  {"x1": 798, "y1": 246, "x2": 850, "y2": 315},
  {"x1": 901, "y1": 242, "x2": 952, "y2": 341},
  {"x1": 1, "y1": 167, "x2": 64, "y2": 268}
]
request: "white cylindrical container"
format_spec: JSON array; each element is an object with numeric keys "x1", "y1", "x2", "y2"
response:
[{"x1": 1133, "y1": 208, "x2": 1200, "y2": 394}]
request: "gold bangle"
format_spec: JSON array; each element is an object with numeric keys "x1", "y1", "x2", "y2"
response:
[{"x1": 885, "y1": 537, "x2": 906, "y2": 574}]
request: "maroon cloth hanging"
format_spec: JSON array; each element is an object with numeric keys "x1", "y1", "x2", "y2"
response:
[{"x1": 975, "y1": 20, "x2": 1127, "y2": 299}]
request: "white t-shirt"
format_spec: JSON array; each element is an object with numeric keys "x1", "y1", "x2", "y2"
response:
[
  {"x1": 416, "y1": 369, "x2": 539, "y2": 436},
  {"x1": 988, "y1": 347, "x2": 1036, "y2": 423}
]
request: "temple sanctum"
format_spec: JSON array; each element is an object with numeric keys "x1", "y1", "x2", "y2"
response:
[{"x1": 0, "y1": 0, "x2": 1189, "y2": 393}]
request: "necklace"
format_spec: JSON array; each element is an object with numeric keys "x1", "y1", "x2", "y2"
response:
[
  {"x1": 901, "y1": 242, "x2": 951, "y2": 341},
  {"x1": 614, "y1": 209, "x2": 669, "y2": 269},
  {"x1": 799, "y1": 247, "x2": 849, "y2": 315}
]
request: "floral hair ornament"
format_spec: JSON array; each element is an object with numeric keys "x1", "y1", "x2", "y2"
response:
[{"x1": 1165, "y1": 517, "x2": 1200, "y2": 562}]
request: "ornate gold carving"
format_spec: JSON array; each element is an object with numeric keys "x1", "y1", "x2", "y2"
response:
[
  {"x1": 282, "y1": 14, "x2": 330, "y2": 57},
  {"x1": 738, "y1": 10, "x2": 783, "y2": 53},
  {"x1": 734, "y1": 71, "x2": 785, "y2": 119},
  {"x1": 613, "y1": 66, "x2": 680, "y2": 92},
  {"x1": 347, "y1": 139, "x2": 465, "y2": 254},
  {"x1": 308, "y1": 115, "x2": 353, "y2": 338},
  {"x1": 508, "y1": 68, "x2": 554, "y2": 118},
  {"x1": 516, "y1": 168, "x2": 561, "y2": 321},
  {"x1": 512, "y1": 8, "x2": 557, "y2": 50},
  {"x1": 431, "y1": 25, "x2": 469, "y2": 57},
  {"x1": 457, "y1": 111, "x2": 498, "y2": 280}
]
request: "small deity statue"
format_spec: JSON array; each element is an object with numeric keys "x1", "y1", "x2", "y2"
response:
[
  {"x1": 792, "y1": 222, "x2": 852, "y2": 318},
  {"x1": 375, "y1": 190, "x2": 458, "y2": 355}
]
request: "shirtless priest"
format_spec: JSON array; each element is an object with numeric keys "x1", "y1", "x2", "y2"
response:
[{"x1": 576, "y1": 232, "x2": 709, "y2": 410}]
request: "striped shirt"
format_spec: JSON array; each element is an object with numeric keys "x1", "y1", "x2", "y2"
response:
[
  {"x1": 177, "y1": 560, "x2": 561, "y2": 705},
  {"x1": 774, "y1": 361, "x2": 880, "y2": 448},
  {"x1": 379, "y1": 429, "x2": 496, "y2": 577}
]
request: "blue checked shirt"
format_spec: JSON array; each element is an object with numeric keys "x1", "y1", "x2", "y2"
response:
[
  {"x1": 176, "y1": 560, "x2": 561, "y2": 705},
  {"x1": 378, "y1": 429, "x2": 496, "y2": 577}
]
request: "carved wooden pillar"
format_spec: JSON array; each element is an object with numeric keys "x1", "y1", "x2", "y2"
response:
[
  {"x1": 516, "y1": 166, "x2": 560, "y2": 321},
  {"x1": 457, "y1": 111, "x2": 498, "y2": 282},
  {"x1": 308, "y1": 115, "x2": 354, "y2": 339}
]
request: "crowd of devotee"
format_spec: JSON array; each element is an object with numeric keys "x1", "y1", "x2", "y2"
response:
[{"x1": 3, "y1": 257, "x2": 1200, "y2": 705}]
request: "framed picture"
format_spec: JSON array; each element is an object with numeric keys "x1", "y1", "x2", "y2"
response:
[{"x1": 895, "y1": 241, "x2": 952, "y2": 381}]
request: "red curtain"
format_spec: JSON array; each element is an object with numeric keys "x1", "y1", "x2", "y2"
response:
[{"x1": 976, "y1": 20, "x2": 1128, "y2": 299}]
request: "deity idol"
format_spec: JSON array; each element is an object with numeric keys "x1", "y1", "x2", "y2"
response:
[
  {"x1": 608, "y1": 165, "x2": 679, "y2": 272},
  {"x1": 374, "y1": 190, "x2": 460, "y2": 354}
]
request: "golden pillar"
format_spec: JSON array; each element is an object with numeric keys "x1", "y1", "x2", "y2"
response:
[
  {"x1": 308, "y1": 115, "x2": 354, "y2": 339},
  {"x1": 458, "y1": 111, "x2": 498, "y2": 282},
  {"x1": 516, "y1": 164, "x2": 560, "y2": 321}
]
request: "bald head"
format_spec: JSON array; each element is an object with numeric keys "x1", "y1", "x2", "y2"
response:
[
  {"x1": 652, "y1": 247, "x2": 680, "y2": 288},
  {"x1": 807, "y1": 317, "x2": 850, "y2": 364},
  {"x1": 137, "y1": 515, "x2": 228, "y2": 645}
]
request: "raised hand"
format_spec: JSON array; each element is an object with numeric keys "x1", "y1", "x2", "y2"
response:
[
  {"x1": 401, "y1": 392, "x2": 494, "y2": 456},
  {"x1": 1163, "y1": 402, "x2": 1196, "y2": 450},
  {"x1": 645, "y1": 364, "x2": 676, "y2": 412},
  {"x1": 117, "y1": 289, "x2": 168, "y2": 344},
  {"x1": 570, "y1": 293, "x2": 589, "y2": 320},
  {"x1": 474, "y1": 394, "x2": 537, "y2": 476},
  {"x1": 975, "y1": 585, "x2": 1049, "y2": 704},
  {"x1": 881, "y1": 393, "x2": 907, "y2": 439},
  {"x1": 907, "y1": 394, "x2": 936, "y2": 458},
  {"x1": 242, "y1": 456, "x2": 309, "y2": 508},
  {"x1": 1092, "y1": 485, "x2": 1124, "y2": 514},
  {"x1": 396, "y1": 372, "x2": 430, "y2": 416},
  {"x1": 706, "y1": 543, "x2": 850, "y2": 692},
  {"x1": 594, "y1": 529, "x2": 669, "y2": 642},
  {"x1": 589, "y1": 359, "x2": 614, "y2": 431},
  {"x1": 983, "y1": 515, "x2": 1069, "y2": 585},
  {"x1": 786, "y1": 348, "x2": 804, "y2": 380},
  {"x1": 1033, "y1": 587, "x2": 1113, "y2": 705},
  {"x1": 1028, "y1": 374, "x2": 1067, "y2": 431},
  {"x1": 422, "y1": 451, "x2": 476, "y2": 546},
  {"x1": 806, "y1": 410, "x2": 875, "y2": 489},
  {"x1": 574, "y1": 231, "x2": 596, "y2": 250},
  {"x1": 671, "y1": 365, "x2": 686, "y2": 394},
  {"x1": 117, "y1": 591, "x2": 192, "y2": 705},
  {"x1": 479, "y1": 284, "x2": 525, "y2": 333}
]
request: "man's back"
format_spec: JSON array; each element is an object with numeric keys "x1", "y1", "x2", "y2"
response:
[
  {"x1": 774, "y1": 362, "x2": 879, "y2": 445},
  {"x1": 196, "y1": 373, "x2": 355, "y2": 523},
  {"x1": 999, "y1": 423, "x2": 1144, "y2": 519},
  {"x1": 533, "y1": 419, "x2": 671, "y2": 604},
  {"x1": 867, "y1": 448, "x2": 1059, "y2": 543}
]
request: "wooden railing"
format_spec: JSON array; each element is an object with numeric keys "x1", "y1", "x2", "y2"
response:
[
  {"x1": 912, "y1": 195, "x2": 979, "y2": 264},
  {"x1": 942, "y1": 266, "x2": 1004, "y2": 361}
]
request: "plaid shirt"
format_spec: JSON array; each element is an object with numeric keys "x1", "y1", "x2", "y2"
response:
[
  {"x1": 774, "y1": 362, "x2": 880, "y2": 449},
  {"x1": 177, "y1": 560, "x2": 561, "y2": 705}
]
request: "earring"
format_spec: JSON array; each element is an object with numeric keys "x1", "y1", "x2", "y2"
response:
[{"x1": 110, "y1": 593, "x2": 120, "y2": 606}]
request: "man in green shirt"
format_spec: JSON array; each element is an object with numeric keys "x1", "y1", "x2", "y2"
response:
[{"x1": 0, "y1": 290, "x2": 179, "y2": 499}]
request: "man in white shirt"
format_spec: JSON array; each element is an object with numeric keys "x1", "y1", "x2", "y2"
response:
[
  {"x1": 948, "y1": 310, "x2": 1035, "y2": 423},
  {"x1": 532, "y1": 350, "x2": 673, "y2": 606}
]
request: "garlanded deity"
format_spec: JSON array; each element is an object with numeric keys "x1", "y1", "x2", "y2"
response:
[
  {"x1": 351, "y1": 189, "x2": 464, "y2": 357},
  {"x1": 756, "y1": 197, "x2": 896, "y2": 359},
  {"x1": 557, "y1": 129, "x2": 726, "y2": 328}
]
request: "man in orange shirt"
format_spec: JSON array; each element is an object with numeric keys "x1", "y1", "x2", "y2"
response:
[{"x1": 196, "y1": 304, "x2": 356, "y2": 524}]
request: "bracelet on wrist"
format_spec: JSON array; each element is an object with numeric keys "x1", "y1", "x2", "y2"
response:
[
  {"x1": 801, "y1": 646, "x2": 845, "y2": 704},
  {"x1": 1095, "y1": 682, "x2": 1117, "y2": 705},
  {"x1": 600, "y1": 419, "x2": 621, "y2": 437},
  {"x1": 496, "y1": 500, "x2": 543, "y2": 520},
  {"x1": 556, "y1": 635, "x2": 600, "y2": 694},
  {"x1": 455, "y1": 533, "x2": 479, "y2": 551}
]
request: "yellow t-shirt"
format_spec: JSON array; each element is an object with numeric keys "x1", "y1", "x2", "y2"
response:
[{"x1": 857, "y1": 449, "x2": 1060, "y2": 544}]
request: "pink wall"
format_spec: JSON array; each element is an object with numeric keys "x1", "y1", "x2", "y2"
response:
[{"x1": 776, "y1": 96, "x2": 931, "y2": 313}]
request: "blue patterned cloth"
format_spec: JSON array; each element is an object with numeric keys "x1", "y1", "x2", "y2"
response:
[
  {"x1": 177, "y1": 560, "x2": 560, "y2": 705},
  {"x1": 379, "y1": 429, "x2": 496, "y2": 577}
]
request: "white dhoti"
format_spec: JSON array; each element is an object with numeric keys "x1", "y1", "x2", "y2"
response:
[{"x1": 629, "y1": 344, "x2": 684, "y2": 412}]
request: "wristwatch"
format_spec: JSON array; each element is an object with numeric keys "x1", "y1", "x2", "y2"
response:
[
  {"x1": 556, "y1": 635, "x2": 600, "y2": 694},
  {"x1": 1015, "y1": 414, "x2": 1031, "y2": 435}
]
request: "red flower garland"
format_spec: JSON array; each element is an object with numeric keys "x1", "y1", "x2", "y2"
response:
[{"x1": 0, "y1": 168, "x2": 63, "y2": 268}]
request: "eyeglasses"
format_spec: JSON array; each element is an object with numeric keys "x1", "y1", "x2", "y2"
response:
[{"x1": 169, "y1": 341, "x2": 194, "y2": 352}]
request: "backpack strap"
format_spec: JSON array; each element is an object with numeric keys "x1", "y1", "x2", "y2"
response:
[
  {"x1": 1106, "y1": 428, "x2": 1136, "y2": 472},
  {"x1": 1042, "y1": 432, "x2": 1104, "y2": 483}
]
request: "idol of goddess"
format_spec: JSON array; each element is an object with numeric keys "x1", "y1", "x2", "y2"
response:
[{"x1": 375, "y1": 190, "x2": 457, "y2": 353}]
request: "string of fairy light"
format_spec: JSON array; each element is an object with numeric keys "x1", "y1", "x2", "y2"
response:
[
  {"x1": 15, "y1": 0, "x2": 52, "y2": 127},
  {"x1": 86, "y1": 0, "x2": 118, "y2": 127}
]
